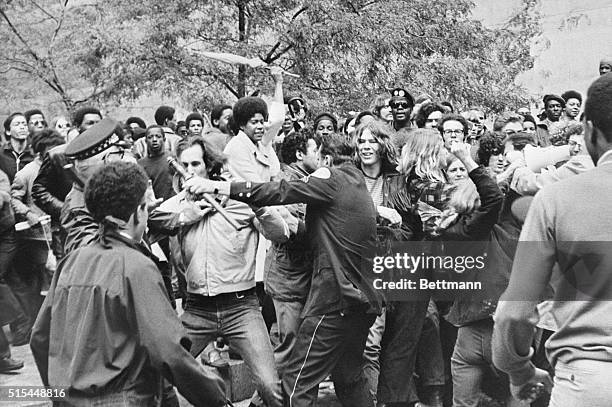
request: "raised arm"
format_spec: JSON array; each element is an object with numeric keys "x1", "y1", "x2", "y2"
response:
[{"x1": 183, "y1": 167, "x2": 338, "y2": 208}]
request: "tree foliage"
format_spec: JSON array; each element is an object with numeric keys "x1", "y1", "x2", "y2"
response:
[
  {"x1": 0, "y1": 0, "x2": 123, "y2": 112},
  {"x1": 0, "y1": 0, "x2": 541, "y2": 115}
]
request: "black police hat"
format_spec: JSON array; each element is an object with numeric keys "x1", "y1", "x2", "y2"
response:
[
  {"x1": 65, "y1": 117, "x2": 121, "y2": 160},
  {"x1": 389, "y1": 87, "x2": 414, "y2": 107}
]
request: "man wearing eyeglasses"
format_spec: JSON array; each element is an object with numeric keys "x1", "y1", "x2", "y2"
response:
[
  {"x1": 437, "y1": 113, "x2": 470, "y2": 150},
  {"x1": 389, "y1": 87, "x2": 414, "y2": 132},
  {"x1": 25, "y1": 109, "x2": 47, "y2": 135}
]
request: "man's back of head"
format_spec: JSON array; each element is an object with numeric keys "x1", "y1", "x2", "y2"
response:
[
  {"x1": 584, "y1": 73, "x2": 612, "y2": 163},
  {"x1": 85, "y1": 161, "x2": 149, "y2": 240},
  {"x1": 319, "y1": 133, "x2": 354, "y2": 167},
  {"x1": 211, "y1": 104, "x2": 232, "y2": 130},
  {"x1": 154, "y1": 106, "x2": 175, "y2": 126}
]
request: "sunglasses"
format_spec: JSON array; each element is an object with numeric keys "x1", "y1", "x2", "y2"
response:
[
  {"x1": 390, "y1": 102, "x2": 410, "y2": 109},
  {"x1": 32, "y1": 120, "x2": 47, "y2": 127}
]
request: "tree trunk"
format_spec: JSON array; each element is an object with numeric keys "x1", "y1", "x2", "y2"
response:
[{"x1": 237, "y1": 0, "x2": 247, "y2": 98}]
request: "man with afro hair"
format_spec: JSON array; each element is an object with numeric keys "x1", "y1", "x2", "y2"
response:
[
  {"x1": 30, "y1": 161, "x2": 228, "y2": 407},
  {"x1": 186, "y1": 112, "x2": 205, "y2": 138},
  {"x1": 224, "y1": 96, "x2": 280, "y2": 182}
]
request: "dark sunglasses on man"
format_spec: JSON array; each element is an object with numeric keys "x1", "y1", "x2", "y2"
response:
[{"x1": 390, "y1": 101, "x2": 410, "y2": 109}]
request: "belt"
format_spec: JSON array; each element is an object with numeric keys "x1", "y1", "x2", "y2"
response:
[{"x1": 186, "y1": 287, "x2": 257, "y2": 306}]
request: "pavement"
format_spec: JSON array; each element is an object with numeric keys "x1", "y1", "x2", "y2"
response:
[{"x1": 0, "y1": 329, "x2": 340, "y2": 407}]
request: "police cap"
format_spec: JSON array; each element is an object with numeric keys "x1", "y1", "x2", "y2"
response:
[{"x1": 65, "y1": 117, "x2": 121, "y2": 160}]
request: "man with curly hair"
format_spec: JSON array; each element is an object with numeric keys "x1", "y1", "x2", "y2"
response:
[{"x1": 30, "y1": 161, "x2": 228, "y2": 407}]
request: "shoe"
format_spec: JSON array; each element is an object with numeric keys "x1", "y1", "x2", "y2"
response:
[{"x1": 0, "y1": 357, "x2": 24, "y2": 373}]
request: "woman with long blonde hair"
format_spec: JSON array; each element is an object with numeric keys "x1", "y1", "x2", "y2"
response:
[{"x1": 398, "y1": 129, "x2": 447, "y2": 184}]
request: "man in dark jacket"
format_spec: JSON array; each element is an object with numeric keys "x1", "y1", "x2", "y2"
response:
[
  {"x1": 30, "y1": 161, "x2": 228, "y2": 406},
  {"x1": 32, "y1": 107, "x2": 102, "y2": 258},
  {"x1": 265, "y1": 132, "x2": 319, "y2": 378},
  {"x1": 0, "y1": 113, "x2": 35, "y2": 183},
  {"x1": 185, "y1": 134, "x2": 383, "y2": 407}
]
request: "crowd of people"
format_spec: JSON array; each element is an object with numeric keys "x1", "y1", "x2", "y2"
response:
[{"x1": 0, "y1": 59, "x2": 611, "y2": 407}]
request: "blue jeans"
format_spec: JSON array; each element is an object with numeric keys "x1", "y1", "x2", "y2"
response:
[
  {"x1": 181, "y1": 291, "x2": 282, "y2": 407},
  {"x1": 363, "y1": 308, "x2": 386, "y2": 403},
  {"x1": 451, "y1": 319, "x2": 510, "y2": 407}
]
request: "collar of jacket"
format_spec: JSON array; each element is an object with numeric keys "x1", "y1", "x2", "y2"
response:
[
  {"x1": 2, "y1": 142, "x2": 32, "y2": 155},
  {"x1": 235, "y1": 131, "x2": 272, "y2": 167},
  {"x1": 99, "y1": 229, "x2": 159, "y2": 263},
  {"x1": 286, "y1": 162, "x2": 310, "y2": 178}
]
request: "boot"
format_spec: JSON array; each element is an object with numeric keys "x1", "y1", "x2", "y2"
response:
[{"x1": 0, "y1": 357, "x2": 24, "y2": 373}]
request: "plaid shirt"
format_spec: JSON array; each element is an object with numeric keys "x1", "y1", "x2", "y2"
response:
[{"x1": 408, "y1": 176, "x2": 454, "y2": 211}]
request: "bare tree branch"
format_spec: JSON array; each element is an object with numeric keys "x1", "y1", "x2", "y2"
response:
[
  {"x1": 50, "y1": 0, "x2": 69, "y2": 45},
  {"x1": 0, "y1": 9, "x2": 43, "y2": 63},
  {"x1": 29, "y1": 0, "x2": 58, "y2": 22}
]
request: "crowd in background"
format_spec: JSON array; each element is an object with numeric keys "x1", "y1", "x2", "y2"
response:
[{"x1": 0, "y1": 59, "x2": 611, "y2": 407}]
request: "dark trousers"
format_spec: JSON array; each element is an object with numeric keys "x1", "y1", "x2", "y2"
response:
[
  {"x1": 10, "y1": 239, "x2": 47, "y2": 324},
  {"x1": 0, "y1": 328, "x2": 9, "y2": 359},
  {"x1": 272, "y1": 298, "x2": 304, "y2": 377},
  {"x1": 0, "y1": 232, "x2": 29, "y2": 345},
  {"x1": 378, "y1": 300, "x2": 429, "y2": 404},
  {"x1": 283, "y1": 308, "x2": 376, "y2": 407}
]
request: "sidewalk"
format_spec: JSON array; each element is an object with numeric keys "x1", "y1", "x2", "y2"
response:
[{"x1": 0, "y1": 337, "x2": 340, "y2": 407}]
